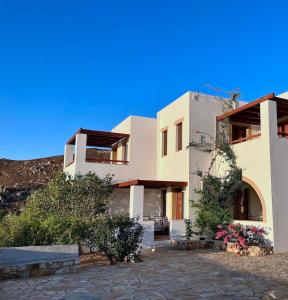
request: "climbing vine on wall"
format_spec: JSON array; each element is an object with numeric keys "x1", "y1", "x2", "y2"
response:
[{"x1": 188, "y1": 89, "x2": 244, "y2": 235}]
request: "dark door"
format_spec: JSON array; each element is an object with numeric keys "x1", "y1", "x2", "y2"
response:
[
  {"x1": 233, "y1": 188, "x2": 249, "y2": 220},
  {"x1": 175, "y1": 190, "x2": 183, "y2": 219}
]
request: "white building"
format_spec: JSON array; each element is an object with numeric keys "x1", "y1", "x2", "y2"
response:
[{"x1": 64, "y1": 91, "x2": 288, "y2": 252}]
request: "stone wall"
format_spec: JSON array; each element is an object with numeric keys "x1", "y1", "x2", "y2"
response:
[
  {"x1": 171, "y1": 239, "x2": 225, "y2": 250},
  {"x1": 0, "y1": 244, "x2": 80, "y2": 280},
  {"x1": 0, "y1": 258, "x2": 80, "y2": 280}
]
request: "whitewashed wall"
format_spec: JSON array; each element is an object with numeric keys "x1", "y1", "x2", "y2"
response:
[{"x1": 108, "y1": 189, "x2": 162, "y2": 217}]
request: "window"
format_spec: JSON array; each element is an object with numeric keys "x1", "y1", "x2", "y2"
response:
[
  {"x1": 176, "y1": 122, "x2": 183, "y2": 151},
  {"x1": 162, "y1": 129, "x2": 168, "y2": 156}
]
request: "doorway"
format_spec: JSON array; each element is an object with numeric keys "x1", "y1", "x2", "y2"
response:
[{"x1": 175, "y1": 189, "x2": 183, "y2": 219}]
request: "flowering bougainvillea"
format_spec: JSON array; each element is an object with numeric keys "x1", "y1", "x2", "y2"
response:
[{"x1": 215, "y1": 223, "x2": 266, "y2": 252}]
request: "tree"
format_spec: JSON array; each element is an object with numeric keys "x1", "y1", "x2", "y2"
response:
[
  {"x1": 188, "y1": 89, "x2": 244, "y2": 235},
  {"x1": 26, "y1": 171, "x2": 114, "y2": 221},
  {"x1": 0, "y1": 172, "x2": 114, "y2": 247}
]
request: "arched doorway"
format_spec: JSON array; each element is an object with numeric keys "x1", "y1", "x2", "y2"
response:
[{"x1": 233, "y1": 178, "x2": 266, "y2": 222}]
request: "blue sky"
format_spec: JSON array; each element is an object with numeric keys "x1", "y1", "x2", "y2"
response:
[{"x1": 1, "y1": 0, "x2": 288, "y2": 159}]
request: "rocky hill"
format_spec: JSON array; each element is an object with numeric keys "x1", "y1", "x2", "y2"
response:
[{"x1": 0, "y1": 156, "x2": 63, "y2": 214}]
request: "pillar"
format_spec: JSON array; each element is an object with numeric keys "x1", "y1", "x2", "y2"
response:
[
  {"x1": 74, "y1": 133, "x2": 87, "y2": 173},
  {"x1": 64, "y1": 144, "x2": 74, "y2": 167},
  {"x1": 260, "y1": 100, "x2": 277, "y2": 142},
  {"x1": 260, "y1": 100, "x2": 277, "y2": 249},
  {"x1": 129, "y1": 185, "x2": 144, "y2": 221},
  {"x1": 166, "y1": 187, "x2": 174, "y2": 220}
]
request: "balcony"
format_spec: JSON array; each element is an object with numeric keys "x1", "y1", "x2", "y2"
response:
[
  {"x1": 85, "y1": 148, "x2": 129, "y2": 165},
  {"x1": 64, "y1": 128, "x2": 131, "y2": 180},
  {"x1": 217, "y1": 92, "x2": 288, "y2": 145}
]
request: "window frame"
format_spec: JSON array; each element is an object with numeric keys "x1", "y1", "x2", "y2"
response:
[
  {"x1": 175, "y1": 120, "x2": 183, "y2": 152},
  {"x1": 162, "y1": 129, "x2": 168, "y2": 156}
]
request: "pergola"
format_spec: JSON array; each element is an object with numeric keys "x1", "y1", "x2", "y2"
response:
[
  {"x1": 114, "y1": 179, "x2": 188, "y2": 224},
  {"x1": 65, "y1": 128, "x2": 130, "y2": 165},
  {"x1": 216, "y1": 92, "x2": 288, "y2": 125},
  {"x1": 115, "y1": 179, "x2": 187, "y2": 189},
  {"x1": 66, "y1": 128, "x2": 129, "y2": 148}
]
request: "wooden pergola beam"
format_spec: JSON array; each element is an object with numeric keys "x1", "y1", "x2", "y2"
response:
[
  {"x1": 66, "y1": 128, "x2": 130, "y2": 147},
  {"x1": 216, "y1": 92, "x2": 275, "y2": 121}
]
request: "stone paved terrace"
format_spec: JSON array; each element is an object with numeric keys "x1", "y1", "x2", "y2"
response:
[{"x1": 0, "y1": 249, "x2": 288, "y2": 300}]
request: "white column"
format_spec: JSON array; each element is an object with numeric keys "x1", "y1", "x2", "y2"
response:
[
  {"x1": 129, "y1": 185, "x2": 144, "y2": 221},
  {"x1": 260, "y1": 100, "x2": 277, "y2": 247},
  {"x1": 260, "y1": 100, "x2": 277, "y2": 142},
  {"x1": 74, "y1": 133, "x2": 87, "y2": 173},
  {"x1": 64, "y1": 144, "x2": 74, "y2": 167},
  {"x1": 166, "y1": 187, "x2": 174, "y2": 220}
]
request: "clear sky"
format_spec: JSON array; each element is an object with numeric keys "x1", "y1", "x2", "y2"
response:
[{"x1": 1, "y1": 0, "x2": 287, "y2": 160}]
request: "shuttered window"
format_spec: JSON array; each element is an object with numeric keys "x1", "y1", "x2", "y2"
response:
[
  {"x1": 162, "y1": 130, "x2": 168, "y2": 156},
  {"x1": 176, "y1": 122, "x2": 183, "y2": 151}
]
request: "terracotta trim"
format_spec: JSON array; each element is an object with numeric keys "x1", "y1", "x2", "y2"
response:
[
  {"x1": 242, "y1": 176, "x2": 267, "y2": 223},
  {"x1": 160, "y1": 126, "x2": 168, "y2": 132},
  {"x1": 229, "y1": 132, "x2": 261, "y2": 145},
  {"x1": 86, "y1": 158, "x2": 129, "y2": 165},
  {"x1": 115, "y1": 179, "x2": 188, "y2": 189}
]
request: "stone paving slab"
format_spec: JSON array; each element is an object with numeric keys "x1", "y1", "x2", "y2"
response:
[{"x1": 0, "y1": 249, "x2": 288, "y2": 299}]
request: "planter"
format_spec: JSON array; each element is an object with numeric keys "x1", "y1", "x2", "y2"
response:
[
  {"x1": 247, "y1": 245, "x2": 274, "y2": 256},
  {"x1": 226, "y1": 242, "x2": 239, "y2": 254},
  {"x1": 225, "y1": 242, "x2": 274, "y2": 256},
  {"x1": 171, "y1": 239, "x2": 214, "y2": 250},
  {"x1": 213, "y1": 240, "x2": 226, "y2": 251}
]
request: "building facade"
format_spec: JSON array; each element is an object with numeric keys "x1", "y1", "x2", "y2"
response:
[{"x1": 64, "y1": 91, "x2": 288, "y2": 252}]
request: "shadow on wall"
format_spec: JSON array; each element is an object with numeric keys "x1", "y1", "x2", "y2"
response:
[{"x1": 108, "y1": 189, "x2": 130, "y2": 214}]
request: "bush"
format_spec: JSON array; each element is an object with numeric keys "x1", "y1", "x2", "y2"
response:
[
  {"x1": 215, "y1": 223, "x2": 267, "y2": 253},
  {"x1": 38, "y1": 215, "x2": 90, "y2": 246},
  {"x1": 26, "y1": 172, "x2": 114, "y2": 221},
  {"x1": 0, "y1": 212, "x2": 47, "y2": 247},
  {"x1": 184, "y1": 218, "x2": 193, "y2": 240},
  {"x1": 85, "y1": 214, "x2": 144, "y2": 265},
  {"x1": 0, "y1": 172, "x2": 114, "y2": 247},
  {"x1": 0, "y1": 213, "x2": 89, "y2": 247}
]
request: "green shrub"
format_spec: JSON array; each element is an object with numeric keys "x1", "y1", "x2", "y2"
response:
[
  {"x1": 184, "y1": 218, "x2": 193, "y2": 240},
  {"x1": 38, "y1": 215, "x2": 90, "y2": 245},
  {"x1": 85, "y1": 214, "x2": 144, "y2": 264},
  {"x1": 0, "y1": 214, "x2": 41, "y2": 247},
  {"x1": 0, "y1": 172, "x2": 114, "y2": 247},
  {"x1": 0, "y1": 213, "x2": 90, "y2": 247},
  {"x1": 188, "y1": 91, "x2": 243, "y2": 236},
  {"x1": 26, "y1": 172, "x2": 114, "y2": 221}
]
